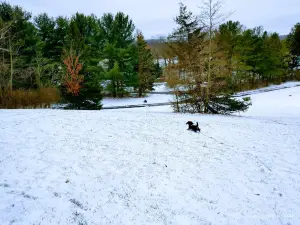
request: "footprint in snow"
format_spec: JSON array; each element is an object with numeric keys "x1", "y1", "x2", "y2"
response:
[{"x1": 70, "y1": 199, "x2": 88, "y2": 211}]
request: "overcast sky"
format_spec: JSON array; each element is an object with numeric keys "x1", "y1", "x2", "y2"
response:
[{"x1": 7, "y1": 0, "x2": 300, "y2": 38}]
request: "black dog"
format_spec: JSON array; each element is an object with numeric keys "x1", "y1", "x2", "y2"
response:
[
  {"x1": 186, "y1": 121, "x2": 201, "y2": 132},
  {"x1": 143, "y1": 100, "x2": 147, "y2": 103}
]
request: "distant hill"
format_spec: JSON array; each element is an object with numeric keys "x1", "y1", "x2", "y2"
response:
[
  {"x1": 146, "y1": 38, "x2": 166, "y2": 45},
  {"x1": 147, "y1": 35, "x2": 288, "y2": 44},
  {"x1": 279, "y1": 35, "x2": 287, "y2": 40}
]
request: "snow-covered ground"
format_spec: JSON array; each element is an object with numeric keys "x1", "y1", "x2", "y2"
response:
[
  {"x1": 102, "y1": 81, "x2": 300, "y2": 108},
  {"x1": 101, "y1": 83, "x2": 173, "y2": 107},
  {"x1": 152, "y1": 82, "x2": 173, "y2": 93},
  {"x1": 235, "y1": 81, "x2": 300, "y2": 96},
  {"x1": 240, "y1": 85, "x2": 300, "y2": 118},
  {"x1": 151, "y1": 81, "x2": 300, "y2": 94},
  {"x1": 102, "y1": 94, "x2": 173, "y2": 107},
  {"x1": 1, "y1": 87, "x2": 300, "y2": 225}
]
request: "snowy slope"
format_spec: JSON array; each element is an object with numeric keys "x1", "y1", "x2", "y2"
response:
[
  {"x1": 151, "y1": 81, "x2": 300, "y2": 94},
  {"x1": 240, "y1": 86, "x2": 300, "y2": 118},
  {"x1": 235, "y1": 81, "x2": 300, "y2": 97},
  {"x1": 102, "y1": 94, "x2": 173, "y2": 107},
  {"x1": 114, "y1": 85, "x2": 300, "y2": 115},
  {"x1": 1, "y1": 87, "x2": 300, "y2": 225},
  {"x1": 101, "y1": 81, "x2": 300, "y2": 108},
  {"x1": 152, "y1": 82, "x2": 173, "y2": 93},
  {"x1": 101, "y1": 83, "x2": 173, "y2": 107}
]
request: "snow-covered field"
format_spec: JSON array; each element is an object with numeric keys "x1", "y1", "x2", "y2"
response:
[
  {"x1": 1, "y1": 86, "x2": 300, "y2": 225},
  {"x1": 102, "y1": 81, "x2": 300, "y2": 108},
  {"x1": 101, "y1": 83, "x2": 173, "y2": 107},
  {"x1": 102, "y1": 94, "x2": 173, "y2": 107},
  {"x1": 235, "y1": 81, "x2": 300, "y2": 97}
]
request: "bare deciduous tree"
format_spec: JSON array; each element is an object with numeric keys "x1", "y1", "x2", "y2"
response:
[{"x1": 198, "y1": 0, "x2": 232, "y2": 112}]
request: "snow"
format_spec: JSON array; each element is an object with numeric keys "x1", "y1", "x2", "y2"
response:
[
  {"x1": 102, "y1": 81, "x2": 300, "y2": 108},
  {"x1": 112, "y1": 105, "x2": 174, "y2": 113},
  {"x1": 235, "y1": 81, "x2": 300, "y2": 97},
  {"x1": 240, "y1": 86, "x2": 300, "y2": 118},
  {"x1": 101, "y1": 83, "x2": 173, "y2": 107},
  {"x1": 1, "y1": 86, "x2": 300, "y2": 225},
  {"x1": 152, "y1": 82, "x2": 173, "y2": 93},
  {"x1": 102, "y1": 94, "x2": 173, "y2": 107},
  {"x1": 151, "y1": 81, "x2": 300, "y2": 95}
]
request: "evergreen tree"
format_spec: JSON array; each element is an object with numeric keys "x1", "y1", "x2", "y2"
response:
[
  {"x1": 105, "y1": 61, "x2": 124, "y2": 96},
  {"x1": 216, "y1": 21, "x2": 242, "y2": 80},
  {"x1": 99, "y1": 12, "x2": 136, "y2": 97},
  {"x1": 0, "y1": 2, "x2": 37, "y2": 90},
  {"x1": 61, "y1": 47, "x2": 103, "y2": 110},
  {"x1": 261, "y1": 33, "x2": 286, "y2": 81},
  {"x1": 34, "y1": 13, "x2": 56, "y2": 59},
  {"x1": 171, "y1": 2, "x2": 199, "y2": 41},
  {"x1": 61, "y1": 14, "x2": 103, "y2": 109},
  {"x1": 136, "y1": 31, "x2": 156, "y2": 96},
  {"x1": 287, "y1": 23, "x2": 300, "y2": 70}
]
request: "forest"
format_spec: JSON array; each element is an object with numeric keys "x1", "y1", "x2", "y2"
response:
[{"x1": 0, "y1": 1, "x2": 299, "y2": 112}]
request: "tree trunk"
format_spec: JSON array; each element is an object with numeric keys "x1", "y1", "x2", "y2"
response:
[
  {"x1": 9, "y1": 39, "x2": 13, "y2": 91},
  {"x1": 120, "y1": 81, "x2": 124, "y2": 98},
  {"x1": 36, "y1": 64, "x2": 41, "y2": 89},
  {"x1": 205, "y1": 9, "x2": 213, "y2": 113},
  {"x1": 112, "y1": 81, "x2": 116, "y2": 98},
  {"x1": 116, "y1": 81, "x2": 120, "y2": 97},
  {"x1": 35, "y1": 50, "x2": 42, "y2": 89},
  {"x1": 138, "y1": 86, "x2": 143, "y2": 97}
]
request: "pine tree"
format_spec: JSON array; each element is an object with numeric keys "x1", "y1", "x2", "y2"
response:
[
  {"x1": 61, "y1": 14, "x2": 103, "y2": 110},
  {"x1": 99, "y1": 12, "x2": 136, "y2": 97},
  {"x1": 136, "y1": 31, "x2": 156, "y2": 96},
  {"x1": 216, "y1": 21, "x2": 243, "y2": 80},
  {"x1": 287, "y1": 23, "x2": 300, "y2": 70},
  {"x1": 105, "y1": 61, "x2": 125, "y2": 97}
]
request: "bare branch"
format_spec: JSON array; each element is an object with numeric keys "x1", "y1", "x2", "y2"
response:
[
  {"x1": 0, "y1": 22, "x2": 12, "y2": 40},
  {"x1": 0, "y1": 47, "x2": 9, "y2": 52},
  {"x1": 197, "y1": 0, "x2": 233, "y2": 29}
]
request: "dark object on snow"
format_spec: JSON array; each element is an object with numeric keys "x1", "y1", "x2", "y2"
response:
[
  {"x1": 143, "y1": 99, "x2": 147, "y2": 103},
  {"x1": 289, "y1": 95, "x2": 292, "y2": 97},
  {"x1": 186, "y1": 121, "x2": 201, "y2": 132}
]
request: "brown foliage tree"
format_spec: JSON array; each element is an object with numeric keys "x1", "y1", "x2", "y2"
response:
[{"x1": 63, "y1": 50, "x2": 83, "y2": 96}]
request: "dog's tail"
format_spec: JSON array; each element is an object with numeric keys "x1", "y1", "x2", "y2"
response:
[{"x1": 196, "y1": 122, "x2": 199, "y2": 127}]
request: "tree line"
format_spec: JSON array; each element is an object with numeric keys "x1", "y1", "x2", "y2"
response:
[
  {"x1": 0, "y1": 2, "x2": 161, "y2": 109},
  {"x1": 1, "y1": 1, "x2": 300, "y2": 112}
]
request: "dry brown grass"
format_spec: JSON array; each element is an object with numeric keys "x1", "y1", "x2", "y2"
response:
[
  {"x1": 0, "y1": 87, "x2": 61, "y2": 109},
  {"x1": 231, "y1": 80, "x2": 270, "y2": 92}
]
